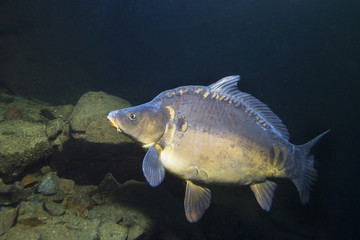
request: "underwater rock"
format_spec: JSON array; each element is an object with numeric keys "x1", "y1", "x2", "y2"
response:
[
  {"x1": 37, "y1": 172, "x2": 60, "y2": 196},
  {"x1": 0, "y1": 207, "x2": 18, "y2": 235},
  {"x1": 0, "y1": 179, "x2": 25, "y2": 205},
  {"x1": 40, "y1": 165, "x2": 52, "y2": 175},
  {"x1": 17, "y1": 201, "x2": 50, "y2": 224},
  {"x1": 127, "y1": 224, "x2": 146, "y2": 240},
  {"x1": 0, "y1": 120, "x2": 53, "y2": 182},
  {"x1": 48, "y1": 189, "x2": 66, "y2": 203},
  {"x1": 46, "y1": 118, "x2": 68, "y2": 146},
  {"x1": 26, "y1": 193, "x2": 47, "y2": 203},
  {"x1": 88, "y1": 201, "x2": 146, "y2": 240},
  {"x1": 0, "y1": 169, "x2": 210, "y2": 240},
  {"x1": 89, "y1": 205, "x2": 124, "y2": 224},
  {"x1": 74, "y1": 185, "x2": 98, "y2": 196},
  {"x1": 59, "y1": 178, "x2": 75, "y2": 195},
  {"x1": 43, "y1": 105, "x2": 73, "y2": 152},
  {"x1": 91, "y1": 192, "x2": 106, "y2": 205},
  {"x1": 40, "y1": 178, "x2": 71, "y2": 203},
  {"x1": 43, "y1": 201, "x2": 65, "y2": 216},
  {"x1": 63, "y1": 193, "x2": 94, "y2": 218},
  {"x1": 0, "y1": 225, "x2": 42, "y2": 240},
  {"x1": 0, "y1": 93, "x2": 72, "y2": 125},
  {"x1": 20, "y1": 174, "x2": 38, "y2": 187},
  {"x1": 69, "y1": 91, "x2": 132, "y2": 144},
  {"x1": 0, "y1": 214, "x2": 100, "y2": 240},
  {"x1": 98, "y1": 173, "x2": 121, "y2": 192},
  {"x1": 98, "y1": 222, "x2": 128, "y2": 240},
  {"x1": 0, "y1": 92, "x2": 72, "y2": 182},
  {"x1": 3, "y1": 106, "x2": 22, "y2": 120},
  {"x1": 52, "y1": 91, "x2": 145, "y2": 185}
]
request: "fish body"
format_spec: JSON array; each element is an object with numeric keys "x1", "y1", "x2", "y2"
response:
[{"x1": 107, "y1": 76, "x2": 328, "y2": 222}]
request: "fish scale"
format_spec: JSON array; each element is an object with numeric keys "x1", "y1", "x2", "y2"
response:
[
  {"x1": 161, "y1": 86, "x2": 257, "y2": 135},
  {"x1": 107, "y1": 75, "x2": 329, "y2": 223}
]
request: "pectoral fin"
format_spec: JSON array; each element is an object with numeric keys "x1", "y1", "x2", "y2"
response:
[
  {"x1": 142, "y1": 146, "x2": 165, "y2": 187},
  {"x1": 250, "y1": 180, "x2": 277, "y2": 211},
  {"x1": 184, "y1": 180, "x2": 211, "y2": 223}
]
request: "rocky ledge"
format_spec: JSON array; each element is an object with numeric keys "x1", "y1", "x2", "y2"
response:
[{"x1": 0, "y1": 90, "x2": 143, "y2": 183}]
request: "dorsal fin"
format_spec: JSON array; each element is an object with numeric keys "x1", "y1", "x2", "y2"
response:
[{"x1": 210, "y1": 76, "x2": 290, "y2": 140}]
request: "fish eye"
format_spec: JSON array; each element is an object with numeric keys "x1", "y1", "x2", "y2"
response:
[{"x1": 129, "y1": 113, "x2": 137, "y2": 121}]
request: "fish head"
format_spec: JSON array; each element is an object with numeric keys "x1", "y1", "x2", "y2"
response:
[{"x1": 107, "y1": 103, "x2": 167, "y2": 146}]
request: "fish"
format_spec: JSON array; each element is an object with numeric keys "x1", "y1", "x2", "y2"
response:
[{"x1": 107, "y1": 75, "x2": 329, "y2": 223}]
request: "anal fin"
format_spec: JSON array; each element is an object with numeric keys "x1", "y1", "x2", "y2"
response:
[
  {"x1": 142, "y1": 146, "x2": 165, "y2": 187},
  {"x1": 250, "y1": 180, "x2": 277, "y2": 211},
  {"x1": 184, "y1": 180, "x2": 211, "y2": 223}
]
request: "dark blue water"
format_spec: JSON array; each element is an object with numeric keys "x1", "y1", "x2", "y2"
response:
[{"x1": 1, "y1": 0, "x2": 359, "y2": 239}]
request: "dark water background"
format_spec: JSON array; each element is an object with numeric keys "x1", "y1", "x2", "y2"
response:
[{"x1": 1, "y1": 0, "x2": 359, "y2": 239}]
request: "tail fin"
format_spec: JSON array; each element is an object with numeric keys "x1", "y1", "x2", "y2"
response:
[{"x1": 292, "y1": 130, "x2": 330, "y2": 204}]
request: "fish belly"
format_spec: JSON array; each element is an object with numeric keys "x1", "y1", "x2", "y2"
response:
[{"x1": 160, "y1": 128, "x2": 274, "y2": 185}]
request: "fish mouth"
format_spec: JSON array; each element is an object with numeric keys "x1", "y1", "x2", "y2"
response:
[{"x1": 107, "y1": 115, "x2": 122, "y2": 133}]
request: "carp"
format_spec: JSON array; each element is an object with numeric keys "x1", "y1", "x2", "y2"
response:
[{"x1": 107, "y1": 75, "x2": 328, "y2": 222}]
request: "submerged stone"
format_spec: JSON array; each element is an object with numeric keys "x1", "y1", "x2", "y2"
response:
[
  {"x1": 0, "y1": 207, "x2": 18, "y2": 235},
  {"x1": 98, "y1": 222, "x2": 128, "y2": 240},
  {"x1": 0, "y1": 214, "x2": 100, "y2": 240},
  {"x1": 0, "y1": 179, "x2": 24, "y2": 206},
  {"x1": 98, "y1": 173, "x2": 121, "y2": 192},
  {"x1": 0, "y1": 121, "x2": 53, "y2": 182},
  {"x1": 69, "y1": 91, "x2": 132, "y2": 144},
  {"x1": 37, "y1": 172, "x2": 60, "y2": 196},
  {"x1": 21, "y1": 174, "x2": 38, "y2": 187},
  {"x1": 0, "y1": 92, "x2": 72, "y2": 182},
  {"x1": 89, "y1": 205, "x2": 124, "y2": 224},
  {"x1": 17, "y1": 201, "x2": 50, "y2": 224},
  {"x1": 63, "y1": 193, "x2": 94, "y2": 218},
  {"x1": 43, "y1": 201, "x2": 65, "y2": 216},
  {"x1": 40, "y1": 166, "x2": 52, "y2": 176}
]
